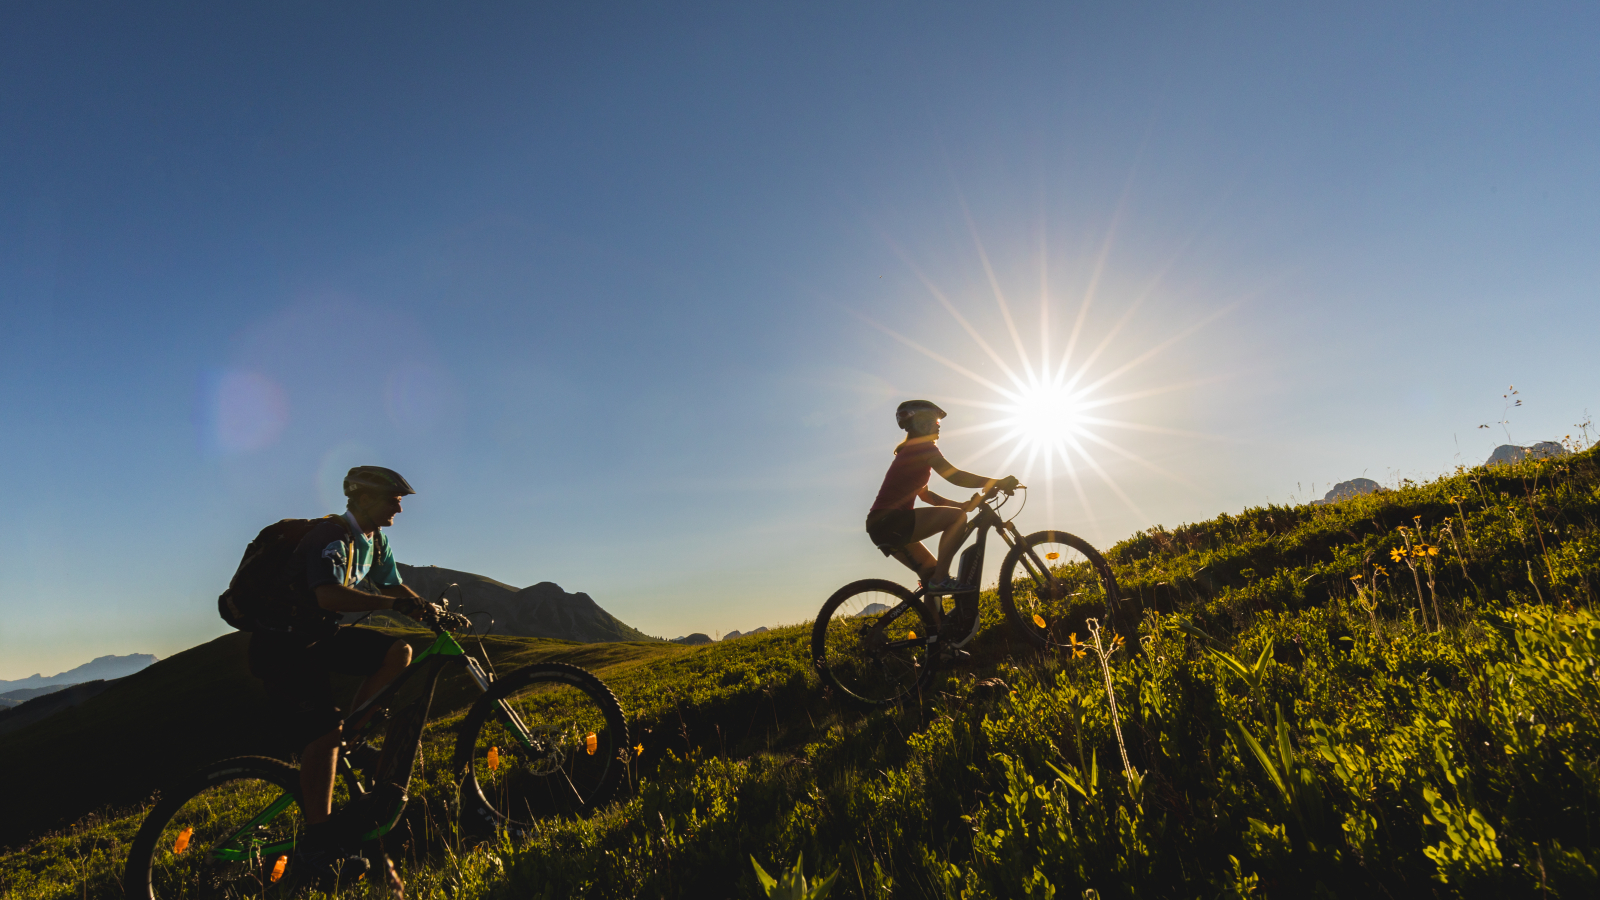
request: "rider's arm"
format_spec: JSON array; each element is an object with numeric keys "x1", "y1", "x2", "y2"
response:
[
  {"x1": 313, "y1": 583, "x2": 408, "y2": 613},
  {"x1": 917, "y1": 486, "x2": 963, "y2": 507},
  {"x1": 931, "y1": 454, "x2": 1017, "y2": 493}
]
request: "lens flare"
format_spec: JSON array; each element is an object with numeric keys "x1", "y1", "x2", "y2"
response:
[{"x1": 861, "y1": 216, "x2": 1232, "y2": 535}]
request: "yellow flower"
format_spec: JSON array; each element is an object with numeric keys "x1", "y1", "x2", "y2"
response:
[
  {"x1": 1389, "y1": 548, "x2": 1405, "y2": 562},
  {"x1": 1426, "y1": 545, "x2": 1439, "y2": 556},
  {"x1": 635, "y1": 744, "x2": 644, "y2": 757},
  {"x1": 1349, "y1": 574, "x2": 1363, "y2": 582}
]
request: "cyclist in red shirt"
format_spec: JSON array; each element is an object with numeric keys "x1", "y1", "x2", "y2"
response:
[{"x1": 866, "y1": 400, "x2": 1018, "y2": 603}]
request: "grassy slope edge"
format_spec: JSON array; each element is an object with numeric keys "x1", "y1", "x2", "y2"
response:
[{"x1": 4, "y1": 446, "x2": 1600, "y2": 898}]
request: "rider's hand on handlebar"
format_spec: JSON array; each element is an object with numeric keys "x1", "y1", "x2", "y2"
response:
[
  {"x1": 962, "y1": 492, "x2": 984, "y2": 512},
  {"x1": 997, "y1": 475, "x2": 1021, "y2": 495}
]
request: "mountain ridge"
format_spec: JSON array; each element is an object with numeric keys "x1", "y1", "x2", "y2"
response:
[
  {"x1": 0, "y1": 653, "x2": 157, "y2": 694},
  {"x1": 393, "y1": 564, "x2": 658, "y2": 643}
]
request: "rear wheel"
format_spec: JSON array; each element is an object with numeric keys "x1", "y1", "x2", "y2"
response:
[
  {"x1": 999, "y1": 530, "x2": 1129, "y2": 650},
  {"x1": 124, "y1": 756, "x2": 312, "y2": 900},
  {"x1": 811, "y1": 579, "x2": 936, "y2": 708},
  {"x1": 454, "y1": 663, "x2": 628, "y2": 838}
]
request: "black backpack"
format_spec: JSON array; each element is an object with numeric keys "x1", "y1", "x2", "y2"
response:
[{"x1": 219, "y1": 515, "x2": 363, "y2": 633}]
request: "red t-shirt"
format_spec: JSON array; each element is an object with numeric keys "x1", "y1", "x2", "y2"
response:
[{"x1": 870, "y1": 438, "x2": 944, "y2": 512}]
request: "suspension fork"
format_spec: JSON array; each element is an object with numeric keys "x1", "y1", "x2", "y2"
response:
[
  {"x1": 1001, "y1": 521, "x2": 1060, "y2": 590},
  {"x1": 464, "y1": 655, "x2": 539, "y2": 751}
]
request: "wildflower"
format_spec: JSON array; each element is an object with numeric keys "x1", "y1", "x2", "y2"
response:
[
  {"x1": 1390, "y1": 548, "x2": 1405, "y2": 562},
  {"x1": 635, "y1": 744, "x2": 644, "y2": 757},
  {"x1": 1349, "y1": 574, "x2": 1363, "y2": 582},
  {"x1": 1033, "y1": 613, "x2": 1047, "y2": 629},
  {"x1": 1046, "y1": 552, "x2": 1060, "y2": 560},
  {"x1": 1375, "y1": 565, "x2": 1389, "y2": 577}
]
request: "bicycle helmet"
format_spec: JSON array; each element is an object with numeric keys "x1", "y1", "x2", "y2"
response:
[
  {"x1": 895, "y1": 399, "x2": 947, "y2": 430},
  {"x1": 343, "y1": 465, "x2": 416, "y2": 498}
]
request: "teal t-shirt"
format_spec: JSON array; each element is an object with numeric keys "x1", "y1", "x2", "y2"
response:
[{"x1": 299, "y1": 511, "x2": 404, "y2": 592}]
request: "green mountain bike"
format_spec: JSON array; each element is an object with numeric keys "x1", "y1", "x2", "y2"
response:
[
  {"x1": 124, "y1": 600, "x2": 628, "y2": 898},
  {"x1": 813, "y1": 486, "x2": 1128, "y2": 707}
]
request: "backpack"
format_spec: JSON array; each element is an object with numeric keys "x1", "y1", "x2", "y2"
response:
[{"x1": 219, "y1": 514, "x2": 371, "y2": 633}]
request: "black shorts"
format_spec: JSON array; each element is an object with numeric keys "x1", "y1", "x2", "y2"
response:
[
  {"x1": 248, "y1": 626, "x2": 399, "y2": 749},
  {"x1": 866, "y1": 508, "x2": 917, "y2": 555}
]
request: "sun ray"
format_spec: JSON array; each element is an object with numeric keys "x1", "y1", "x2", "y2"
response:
[
  {"x1": 1059, "y1": 445, "x2": 1099, "y2": 535},
  {"x1": 1073, "y1": 374, "x2": 1234, "y2": 411},
  {"x1": 886, "y1": 246, "x2": 1032, "y2": 393},
  {"x1": 960, "y1": 197, "x2": 1036, "y2": 383},
  {"x1": 1071, "y1": 300, "x2": 1239, "y2": 398},
  {"x1": 1066, "y1": 434, "x2": 1149, "y2": 522},
  {"x1": 1075, "y1": 415, "x2": 1231, "y2": 441},
  {"x1": 849, "y1": 310, "x2": 1020, "y2": 401},
  {"x1": 1061, "y1": 294, "x2": 1146, "y2": 393},
  {"x1": 963, "y1": 429, "x2": 1027, "y2": 470},
  {"x1": 1075, "y1": 429, "x2": 1196, "y2": 488}
]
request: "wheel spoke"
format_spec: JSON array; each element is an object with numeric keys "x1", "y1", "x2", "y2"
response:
[
  {"x1": 813, "y1": 581, "x2": 932, "y2": 707},
  {"x1": 1000, "y1": 531, "x2": 1123, "y2": 652}
]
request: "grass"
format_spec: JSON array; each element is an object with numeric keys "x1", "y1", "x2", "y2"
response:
[{"x1": 5, "y1": 445, "x2": 1600, "y2": 897}]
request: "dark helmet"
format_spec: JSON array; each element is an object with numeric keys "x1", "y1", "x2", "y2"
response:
[
  {"x1": 343, "y1": 465, "x2": 416, "y2": 498},
  {"x1": 895, "y1": 399, "x2": 947, "y2": 430}
]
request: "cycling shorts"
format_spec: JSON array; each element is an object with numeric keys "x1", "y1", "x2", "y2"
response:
[
  {"x1": 865, "y1": 508, "x2": 917, "y2": 556},
  {"x1": 248, "y1": 626, "x2": 400, "y2": 749}
]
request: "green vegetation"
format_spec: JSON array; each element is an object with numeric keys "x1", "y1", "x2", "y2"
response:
[{"x1": 5, "y1": 446, "x2": 1600, "y2": 897}]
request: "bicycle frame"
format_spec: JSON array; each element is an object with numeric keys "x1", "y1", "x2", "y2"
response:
[
  {"x1": 891, "y1": 492, "x2": 1063, "y2": 651},
  {"x1": 206, "y1": 625, "x2": 538, "y2": 863}
]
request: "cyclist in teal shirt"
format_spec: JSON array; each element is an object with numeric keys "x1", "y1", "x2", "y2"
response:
[{"x1": 247, "y1": 466, "x2": 434, "y2": 889}]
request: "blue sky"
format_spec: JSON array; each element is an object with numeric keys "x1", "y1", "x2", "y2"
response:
[{"x1": 2, "y1": 3, "x2": 1596, "y2": 678}]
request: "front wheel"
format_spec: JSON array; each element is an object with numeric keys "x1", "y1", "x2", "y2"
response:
[
  {"x1": 454, "y1": 662, "x2": 628, "y2": 837},
  {"x1": 999, "y1": 530, "x2": 1130, "y2": 650},
  {"x1": 124, "y1": 756, "x2": 312, "y2": 900},
  {"x1": 812, "y1": 579, "x2": 936, "y2": 708}
]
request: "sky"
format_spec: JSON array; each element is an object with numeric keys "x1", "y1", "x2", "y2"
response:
[{"x1": 2, "y1": 2, "x2": 1597, "y2": 679}]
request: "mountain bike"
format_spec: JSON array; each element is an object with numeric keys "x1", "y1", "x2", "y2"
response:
[
  {"x1": 812, "y1": 486, "x2": 1128, "y2": 707},
  {"x1": 124, "y1": 599, "x2": 628, "y2": 898}
]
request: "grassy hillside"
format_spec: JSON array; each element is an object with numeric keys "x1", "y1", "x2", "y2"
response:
[{"x1": 4, "y1": 446, "x2": 1600, "y2": 898}]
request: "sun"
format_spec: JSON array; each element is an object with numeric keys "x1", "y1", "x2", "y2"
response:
[{"x1": 1002, "y1": 382, "x2": 1083, "y2": 451}]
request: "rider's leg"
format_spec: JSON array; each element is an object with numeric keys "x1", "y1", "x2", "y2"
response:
[
  {"x1": 909, "y1": 508, "x2": 966, "y2": 625},
  {"x1": 301, "y1": 727, "x2": 342, "y2": 824},
  {"x1": 347, "y1": 639, "x2": 411, "y2": 731},
  {"x1": 889, "y1": 544, "x2": 937, "y2": 580},
  {"x1": 911, "y1": 507, "x2": 967, "y2": 582}
]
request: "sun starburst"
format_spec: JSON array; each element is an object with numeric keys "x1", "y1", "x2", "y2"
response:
[{"x1": 861, "y1": 219, "x2": 1232, "y2": 536}]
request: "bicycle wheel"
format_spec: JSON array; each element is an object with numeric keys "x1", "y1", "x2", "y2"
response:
[
  {"x1": 811, "y1": 579, "x2": 936, "y2": 708},
  {"x1": 124, "y1": 756, "x2": 312, "y2": 900},
  {"x1": 454, "y1": 662, "x2": 628, "y2": 836},
  {"x1": 999, "y1": 530, "x2": 1130, "y2": 651}
]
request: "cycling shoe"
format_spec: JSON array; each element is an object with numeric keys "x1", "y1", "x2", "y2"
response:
[{"x1": 290, "y1": 820, "x2": 371, "y2": 889}]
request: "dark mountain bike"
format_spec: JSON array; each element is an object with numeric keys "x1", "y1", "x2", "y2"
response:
[
  {"x1": 812, "y1": 486, "x2": 1129, "y2": 707},
  {"x1": 124, "y1": 599, "x2": 628, "y2": 899}
]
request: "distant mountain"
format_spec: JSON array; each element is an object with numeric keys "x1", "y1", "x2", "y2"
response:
[
  {"x1": 387, "y1": 564, "x2": 658, "y2": 643},
  {"x1": 1486, "y1": 442, "x2": 1568, "y2": 467},
  {"x1": 1311, "y1": 478, "x2": 1382, "y2": 506},
  {"x1": 0, "y1": 653, "x2": 157, "y2": 694},
  {"x1": 670, "y1": 633, "x2": 714, "y2": 645}
]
